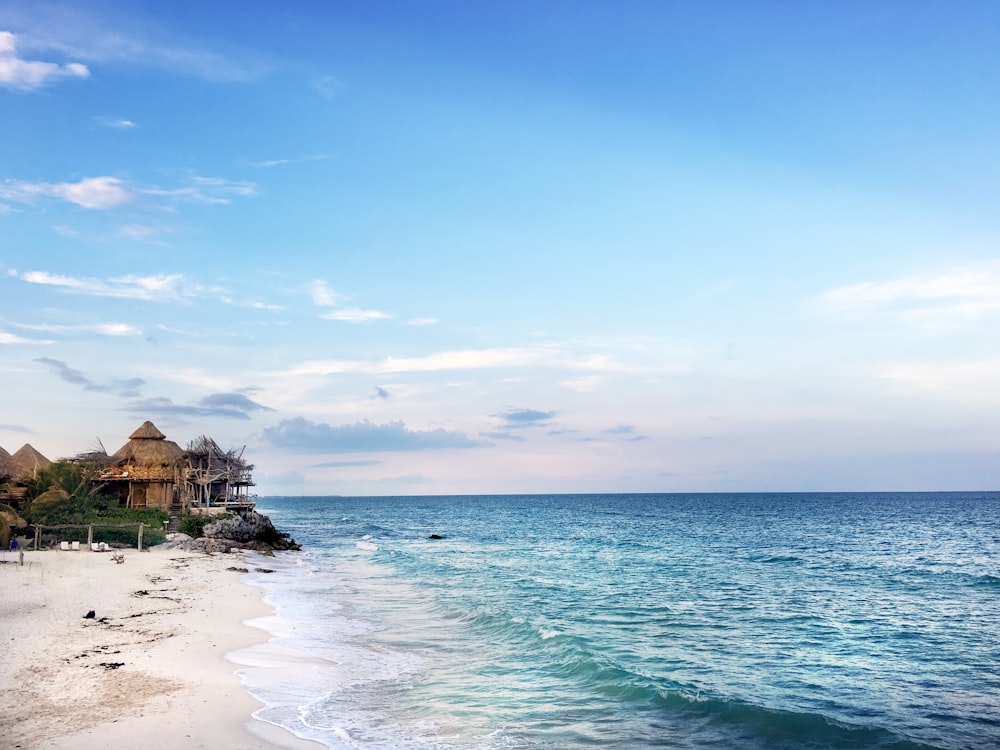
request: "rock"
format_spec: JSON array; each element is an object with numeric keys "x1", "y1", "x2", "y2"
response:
[
  {"x1": 202, "y1": 511, "x2": 302, "y2": 551},
  {"x1": 83, "y1": 610, "x2": 96, "y2": 619},
  {"x1": 429, "y1": 534, "x2": 444, "y2": 540}
]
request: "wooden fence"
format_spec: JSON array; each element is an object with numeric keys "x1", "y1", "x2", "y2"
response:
[{"x1": 32, "y1": 522, "x2": 152, "y2": 552}]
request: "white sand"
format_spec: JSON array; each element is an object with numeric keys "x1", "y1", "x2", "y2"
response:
[{"x1": 0, "y1": 547, "x2": 322, "y2": 750}]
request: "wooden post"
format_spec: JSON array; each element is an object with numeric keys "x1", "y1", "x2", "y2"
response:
[
  {"x1": 34, "y1": 525, "x2": 40, "y2": 551},
  {"x1": 87, "y1": 524, "x2": 94, "y2": 551},
  {"x1": 137, "y1": 522, "x2": 144, "y2": 552}
]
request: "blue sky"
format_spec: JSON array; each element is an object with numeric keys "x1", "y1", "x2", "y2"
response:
[{"x1": 2, "y1": 1, "x2": 999, "y2": 495}]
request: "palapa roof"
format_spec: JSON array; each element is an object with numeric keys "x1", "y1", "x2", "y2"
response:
[
  {"x1": 11, "y1": 444, "x2": 52, "y2": 481},
  {"x1": 0, "y1": 445, "x2": 13, "y2": 479},
  {"x1": 113, "y1": 421, "x2": 185, "y2": 466}
]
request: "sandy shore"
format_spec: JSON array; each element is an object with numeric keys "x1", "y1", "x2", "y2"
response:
[{"x1": 0, "y1": 546, "x2": 321, "y2": 750}]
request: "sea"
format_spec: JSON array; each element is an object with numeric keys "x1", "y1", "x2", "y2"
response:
[{"x1": 229, "y1": 492, "x2": 1000, "y2": 750}]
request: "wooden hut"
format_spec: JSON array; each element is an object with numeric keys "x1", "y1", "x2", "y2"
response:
[{"x1": 104, "y1": 421, "x2": 186, "y2": 511}]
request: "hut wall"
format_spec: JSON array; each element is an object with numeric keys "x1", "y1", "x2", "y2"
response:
[{"x1": 145, "y1": 482, "x2": 174, "y2": 510}]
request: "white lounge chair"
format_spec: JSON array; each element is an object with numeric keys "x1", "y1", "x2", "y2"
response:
[{"x1": 60, "y1": 541, "x2": 69, "y2": 551}]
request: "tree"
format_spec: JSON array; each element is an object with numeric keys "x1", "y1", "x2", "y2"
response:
[{"x1": 25, "y1": 461, "x2": 113, "y2": 526}]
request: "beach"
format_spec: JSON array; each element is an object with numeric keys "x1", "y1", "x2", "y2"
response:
[{"x1": 0, "y1": 546, "x2": 320, "y2": 750}]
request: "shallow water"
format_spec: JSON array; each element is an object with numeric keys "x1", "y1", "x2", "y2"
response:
[{"x1": 234, "y1": 493, "x2": 1000, "y2": 749}]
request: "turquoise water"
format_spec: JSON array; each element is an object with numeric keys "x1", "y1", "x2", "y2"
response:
[{"x1": 235, "y1": 493, "x2": 1000, "y2": 749}]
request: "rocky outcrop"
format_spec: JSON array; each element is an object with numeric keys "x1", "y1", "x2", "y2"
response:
[
  {"x1": 203, "y1": 510, "x2": 301, "y2": 551},
  {"x1": 154, "y1": 511, "x2": 301, "y2": 553}
]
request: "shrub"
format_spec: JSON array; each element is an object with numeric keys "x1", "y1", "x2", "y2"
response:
[{"x1": 179, "y1": 513, "x2": 231, "y2": 538}]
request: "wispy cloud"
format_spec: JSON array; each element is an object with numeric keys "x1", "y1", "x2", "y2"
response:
[
  {"x1": 36, "y1": 357, "x2": 144, "y2": 397},
  {"x1": 9, "y1": 7, "x2": 266, "y2": 83},
  {"x1": 312, "y1": 75, "x2": 345, "y2": 99},
  {"x1": 496, "y1": 408, "x2": 556, "y2": 429},
  {"x1": 277, "y1": 345, "x2": 638, "y2": 377},
  {"x1": 321, "y1": 308, "x2": 391, "y2": 323},
  {"x1": 0, "y1": 30, "x2": 88, "y2": 90},
  {"x1": 250, "y1": 154, "x2": 328, "y2": 169},
  {"x1": 815, "y1": 261, "x2": 1000, "y2": 330},
  {"x1": 95, "y1": 115, "x2": 137, "y2": 129},
  {"x1": 877, "y1": 358, "x2": 1000, "y2": 400},
  {"x1": 17, "y1": 270, "x2": 208, "y2": 302},
  {"x1": 262, "y1": 417, "x2": 485, "y2": 453},
  {"x1": 127, "y1": 392, "x2": 273, "y2": 421},
  {"x1": 17, "y1": 321, "x2": 142, "y2": 337},
  {"x1": 311, "y1": 459, "x2": 382, "y2": 468},
  {"x1": 0, "y1": 176, "x2": 131, "y2": 209},
  {"x1": 309, "y1": 280, "x2": 341, "y2": 307},
  {"x1": 0, "y1": 329, "x2": 54, "y2": 345},
  {"x1": 141, "y1": 175, "x2": 257, "y2": 205},
  {"x1": 1, "y1": 173, "x2": 257, "y2": 211},
  {"x1": 559, "y1": 375, "x2": 606, "y2": 393}
]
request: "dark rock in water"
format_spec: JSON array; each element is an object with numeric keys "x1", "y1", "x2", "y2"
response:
[
  {"x1": 428, "y1": 534, "x2": 444, "y2": 540},
  {"x1": 83, "y1": 610, "x2": 96, "y2": 619},
  {"x1": 254, "y1": 567, "x2": 275, "y2": 573},
  {"x1": 226, "y1": 566, "x2": 250, "y2": 573},
  {"x1": 202, "y1": 510, "x2": 302, "y2": 551}
]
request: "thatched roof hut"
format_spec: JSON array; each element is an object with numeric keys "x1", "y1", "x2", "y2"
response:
[
  {"x1": 10, "y1": 444, "x2": 51, "y2": 482},
  {"x1": 113, "y1": 421, "x2": 185, "y2": 468},
  {"x1": 0, "y1": 445, "x2": 13, "y2": 480}
]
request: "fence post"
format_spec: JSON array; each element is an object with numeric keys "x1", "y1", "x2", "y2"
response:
[
  {"x1": 87, "y1": 524, "x2": 94, "y2": 550},
  {"x1": 138, "y1": 523, "x2": 144, "y2": 552},
  {"x1": 34, "y1": 525, "x2": 40, "y2": 551}
]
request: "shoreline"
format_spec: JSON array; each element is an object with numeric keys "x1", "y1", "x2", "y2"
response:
[{"x1": 1, "y1": 547, "x2": 321, "y2": 750}]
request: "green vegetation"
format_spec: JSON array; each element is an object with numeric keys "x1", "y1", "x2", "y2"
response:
[
  {"x1": 179, "y1": 512, "x2": 231, "y2": 538},
  {"x1": 23, "y1": 460, "x2": 168, "y2": 547},
  {"x1": 1, "y1": 502, "x2": 25, "y2": 549}
]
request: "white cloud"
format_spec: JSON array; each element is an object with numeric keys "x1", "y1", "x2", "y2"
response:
[
  {"x1": 877, "y1": 359, "x2": 1000, "y2": 399},
  {"x1": 0, "y1": 329, "x2": 53, "y2": 345},
  {"x1": 815, "y1": 260, "x2": 1000, "y2": 330},
  {"x1": 119, "y1": 223, "x2": 164, "y2": 241},
  {"x1": 321, "y1": 308, "x2": 392, "y2": 323},
  {"x1": 0, "y1": 30, "x2": 88, "y2": 90},
  {"x1": 96, "y1": 116, "x2": 137, "y2": 129},
  {"x1": 250, "y1": 154, "x2": 328, "y2": 169},
  {"x1": 2, "y1": 173, "x2": 256, "y2": 213},
  {"x1": 93, "y1": 323, "x2": 142, "y2": 336},
  {"x1": 0, "y1": 176, "x2": 131, "y2": 209},
  {"x1": 559, "y1": 375, "x2": 606, "y2": 392},
  {"x1": 310, "y1": 280, "x2": 341, "y2": 307},
  {"x1": 16, "y1": 321, "x2": 141, "y2": 337},
  {"x1": 276, "y1": 345, "x2": 638, "y2": 378},
  {"x1": 18, "y1": 270, "x2": 193, "y2": 301},
  {"x1": 141, "y1": 175, "x2": 257, "y2": 204},
  {"x1": 55, "y1": 176, "x2": 131, "y2": 209}
]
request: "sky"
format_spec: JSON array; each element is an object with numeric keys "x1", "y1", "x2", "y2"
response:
[{"x1": 2, "y1": 1, "x2": 999, "y2": 496}]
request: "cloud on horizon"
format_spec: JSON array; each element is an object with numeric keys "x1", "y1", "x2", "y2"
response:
[{"x1": 262, "y1": 416, "x2": 485, "y2": 453}]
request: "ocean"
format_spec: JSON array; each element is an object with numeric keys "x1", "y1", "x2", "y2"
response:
[{"x1": 230, "y1": 493, "x2": 1000, "y2": 749}]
